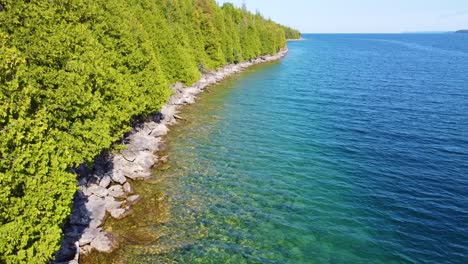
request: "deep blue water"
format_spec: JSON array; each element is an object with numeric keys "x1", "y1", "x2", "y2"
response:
[{"x1": 89, "y1": 34, "x2": 468, "y2": 263}]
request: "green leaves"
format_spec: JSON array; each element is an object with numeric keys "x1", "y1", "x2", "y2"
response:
[{"x1": 0, "y1": 0, "x2": 299, "y2": 262}]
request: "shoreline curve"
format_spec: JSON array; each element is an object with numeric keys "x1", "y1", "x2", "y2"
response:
[{"x1": 54, "y1": 47, "x2": 289, "y2": 263}]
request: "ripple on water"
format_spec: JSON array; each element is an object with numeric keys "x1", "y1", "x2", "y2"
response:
[{"x1": 83, "y1": 34, "x2": 468, "y2": 264}]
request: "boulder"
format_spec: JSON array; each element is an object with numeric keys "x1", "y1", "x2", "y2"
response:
[
  {"x1": 116, "y1": 151, "x2": 154, "y2": 180},
  {"x1": 149, "y1": 124, "x2": 168, "y2": 137},
  {"x1": 127, "y1": 194, "x2": 141, "y2": 203},
  {"x1": 104, "y1": 196, "x2": 123, "y2": 212},
  {"x1": 168, "y1": 96, "x2": 185, "y2": 106},
  {"x1": 126, "y1": 132, "x2": 161, "y2": 152},
  {"x1": 86, "y1": 195, "x2": 107, "y2": 228},
  {"x1": 108, "y1": 185, "x2": 126, "y2": 198},
  {"x1": 90, "y1": 232, "x2": 119, "y2": 253},
  {"x1": 170, "y1": 82, "x2": 184, "y2": 93},
  {"x1": 110, "y1": 169, "x2": 127, "y2": 184},
  {"x1": 80, "y1": 245, "x2": 93, "y2": 255},
  {"x1": 79, "y1": 227, "x2": 101, "y2": 246},
  {"x1": 123, "y1": 182, "x2": 134, "y2": 194},
  {"x1": 160, "y1": 105, "x2": 176, "y2": 123},
  {"x1": 86, "y1": 184, "x2": 109, "y2": 198},
  {"x1": 109, "y1": 208, "x2": 127, "y2": 219},
  {"x1": 99, "y1": 175, "x2": 111, "y2": 188}
]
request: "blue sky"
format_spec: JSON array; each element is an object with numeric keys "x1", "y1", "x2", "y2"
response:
[{"x1": 216, "y1": 0, "x2": 468, "y2": 33}]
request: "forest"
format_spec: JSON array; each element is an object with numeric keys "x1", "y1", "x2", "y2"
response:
[{"x1": 0, "y1": 0, "x2": 300, "y2": 262}]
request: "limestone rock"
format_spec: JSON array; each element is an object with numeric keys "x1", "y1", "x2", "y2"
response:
[
  {"x1": 90, "y1": 232, "x2": 119, "y2": 253},
  {"x1": 79, "y1": 227, "x2": 101, "y2": 246},
  {"x1": 123, "y1": 182, "x2": 134, "y2": 194},
  {"x1": 104, "y1": 196, "x2": 123, "y2": 212},
  {"x1": 117, "y1": 152, "x2": 155, "y2": 180},
  {"x1": 126, "y1": 131, "x2": 161, "y2": 152},
  {"x1": 182, "y1": 94, "x2": 195, "y2": 104},
  {"x1": 108, "y1": 185, "x2": 126, "y2": 198},
  {"x1": 99, "y1": 175, "x2": 111, "y2": 188},
  {"x1": 160, "y1": 105, "x2": 176, "y2": 123},
  {"x1": 170, "y1": 82, "x2": 184, "y2": 93},
  {"x1": 111, "y1": 169, "x2": 127, "y2": 184},
  {"x1": 80, "y1": 245, "x2": 93, "y2": 255},
  {"x1": 148, "y1": 123, "x2": 168, "y2": 137},
  {"x1": 86, "y1": 195, "x2": 106, "y2": 228},
  {"x1": 127, "y1": 194, "x2": 141, "y2": 203},
  {"x1": 109, "y1": 208, "x2": 127, "y2": 219},
  {"x1": 86, "y1": 184, "x2": 109, "y2": 198}
]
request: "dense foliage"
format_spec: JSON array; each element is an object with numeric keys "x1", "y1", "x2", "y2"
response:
[
  {"x1": 0, "y1": 0, "x2": 300, "y2": 262},
  {"x1": 284, "y1": 27, "x2": 303, "y2": 39}
]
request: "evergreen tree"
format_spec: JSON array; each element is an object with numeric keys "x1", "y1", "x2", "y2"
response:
[{"x1": 0, "y1": 0, "x2": 300, "y2": 262}]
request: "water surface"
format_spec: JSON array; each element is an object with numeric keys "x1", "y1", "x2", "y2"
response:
[{"x1": 84, "y1": 34, "x2": 468, "y2": 263}]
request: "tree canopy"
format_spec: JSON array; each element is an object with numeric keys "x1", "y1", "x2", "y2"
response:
[{"x1": 0, "y1": 0, "x2": 300, "y2": 262}]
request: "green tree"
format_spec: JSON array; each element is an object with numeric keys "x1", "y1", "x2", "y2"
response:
[{"x1": 0, "y1": 0, "x2": 300, "y2": 262}]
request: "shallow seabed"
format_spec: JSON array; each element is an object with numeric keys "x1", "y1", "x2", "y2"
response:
[{"x1": 83, "y1": 34, "x2": 468, "y2": 264}]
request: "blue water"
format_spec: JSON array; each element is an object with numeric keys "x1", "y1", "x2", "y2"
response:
[{"x1": 85, "y1": 34, "x2": 468, "y2": 263}]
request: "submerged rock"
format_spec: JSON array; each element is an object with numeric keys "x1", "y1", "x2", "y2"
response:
[{"x1": 127, "y1": 194, "x2": 141, "y2": 203}]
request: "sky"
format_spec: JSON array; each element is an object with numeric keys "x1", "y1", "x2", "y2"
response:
[{"x1": 216, "y1": 0, "x2": 468, "y2": 33}]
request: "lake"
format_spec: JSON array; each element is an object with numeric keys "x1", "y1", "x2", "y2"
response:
[{"x1": 84, "y1": 34, "x2": 468, "y2": 263}]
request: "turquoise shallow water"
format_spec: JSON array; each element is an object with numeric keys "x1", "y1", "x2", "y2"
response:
[{"x1": 86, "y1": 34, "x2": 468, "y2": 263}]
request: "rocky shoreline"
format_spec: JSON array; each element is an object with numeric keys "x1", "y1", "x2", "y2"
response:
[{"x1": 53, "y1": 48, "x2": 288, "y2": 263}]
